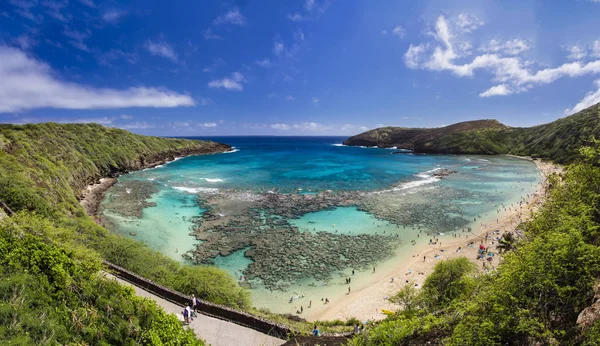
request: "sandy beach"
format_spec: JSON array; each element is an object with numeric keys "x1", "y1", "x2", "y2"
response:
[{"x1": 310, "y1": 157, "x2": 562, "y2": 322}]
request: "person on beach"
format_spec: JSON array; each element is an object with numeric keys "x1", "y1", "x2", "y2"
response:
[
  {"x1": 313, "y1": 325, "x2": 320, "y2": 336},
  {"x1": 354, "y1": 324, "x2": 361, "y2": 334},
  {"x1": 348, "y1": 287, "x2": 351, "y2": 294},
  {"x1": 325, "y1": 298, "x2": 329, "y2": 304}
]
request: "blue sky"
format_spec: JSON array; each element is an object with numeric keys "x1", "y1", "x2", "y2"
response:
[{"x1": 1, "y1": 0, "x2": 600, "y2": 136}]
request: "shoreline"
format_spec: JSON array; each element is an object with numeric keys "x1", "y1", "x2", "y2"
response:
[
  {"x1": 79, "y1": 145, "x2": 232, "y2": 222},
  {"x1": 309, "y1": 158, "x2": 562, "y2": 321}
]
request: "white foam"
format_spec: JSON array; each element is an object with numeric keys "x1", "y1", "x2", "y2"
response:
[
  {"x1": 173, "y1": 186, "x2": 219, "y2": 194},
  {"x1": 199, "y1": 177, "x2": 224, "y2": 183},
  {"x1": 331, "y1": 143, "x2": 345, "y2": 147},
  {"x1": 126, "y1": 188, "x2": 132, "y2": 194},
  {"x1": 154, "y1": 164, "x2": 164, "y2": 168},
  {"x1": 223, "y1": 147, "x2": 239, "y2": 154},
  {"x1": 147, "y1": 178, "x2": 155, "y2": 181}
]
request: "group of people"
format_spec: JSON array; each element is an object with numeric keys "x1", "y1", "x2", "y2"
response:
[{"x1": 182, "y1": 295, "x2": 200, "y2": 325}]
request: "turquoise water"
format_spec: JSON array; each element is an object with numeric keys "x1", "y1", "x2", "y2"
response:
[{"x1": 100, "y1": 136, "x2": 541, "y2": 313}]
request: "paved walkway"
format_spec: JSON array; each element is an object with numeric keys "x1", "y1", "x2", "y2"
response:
[{"x1": 104, "y1": 273, "x2": 284, "y2": 346}]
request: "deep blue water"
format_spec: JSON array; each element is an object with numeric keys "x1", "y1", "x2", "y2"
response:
[{"x1": 160, "y1": 136, "x2": 466, "y2": 192}]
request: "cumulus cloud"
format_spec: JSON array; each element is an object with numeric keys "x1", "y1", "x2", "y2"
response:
[
  {"x1": 145, "y1": 39, "x2": 178, "y2": 62},
  {"x1": 404, "y1": 15, "x2": 600, "y2": 97},
  {"x1": 285, "y1": 95, "x2": 295, "y2": 101},
  {"x1": 0, "y1": 46, "x2": 195, "y2": 113},
  {"x1": 271, "y1": 123, "x2": 291, "y2": 130},
  {"x1": 565, "y1": 79, "x2": 600, "y2": 114},
  {"x1": 120, "y1": 114, "x2": 133, "y2": 119},
  {"x1": 208, "y1": 72, "x2": 245, "y2": 91},
  {"x1": 213, "y1": 7, "x2": 246, "y2": 26}
]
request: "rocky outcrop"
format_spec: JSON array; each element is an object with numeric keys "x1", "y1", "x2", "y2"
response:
[{"x1": 577, "y1": 283, "x2": 600, "y2": 330}]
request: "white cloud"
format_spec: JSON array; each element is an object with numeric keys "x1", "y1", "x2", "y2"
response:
[
  {"x1": 480, "y1": 39, "x2": 530, "y2": 55},
  {"x1": 255, "y1": 58, "x2": 271, "y2": 67},
  {"x1": 203, "y1": 28, "x2": 222, "y2": 40},
  {"x1": 42, "y1": 0, "x2": 70, "y2": 22},
  {"x1": 271, "y1": 123, "x2": 291, "y2": 130},
  {"x1": 287, "y1": 13, "x2": 304, "y2": 21},
  {"x1": 119, "y1": 121, "x2": 155, "y2": 129},
  {"x1": 208, "y1": 72, "x2": 245, "y2": 91},
  {"x1": 0, "y1": 46, "x2": 195, "y2": 113},
  {"x1": 273, "y1": 41, "x2": 285, "y2": 56},
  {"x1": 392, "y1": 25, "x2": 406, "y2": 38},
  {"x1": 271, "y1": 122, "x2": 331, "y2": 131},
  {"x1": 145, "y1": 39, "x2": 178, "y2": 62},
  {"x1": 381, "y1": 30, "x2": 388, "y2": 36},
  {"x1": 213, "y1": 7, "x2": 246, "y2": 26},
  {"x1": 479, "y1": 84, "x2": 512, "y2": 97},
  {"x1": 312, "y1": 97, "x2": 319, "y2": 104},
  {"x1": 405, "y1": 15, "x2": 600, "y2": 98},
  {"x1": 454, "y1": 13, "x2": 484, "y2": 33},
  {"x1": 199, "y1": 122, "x2": 217, "y2": 128},
  {"x1": 565, "y1": 79, "x2": 600, "y2": 114},
  {"x1": 285, "y1": 95, "x2": 295, "y2": 101},
  {"x1": 14, "y1": 34, "x2": 37, "y2": 50},
  {"x1": 592, "y1": 41, "x2": 600, "y2": 58},
  {"x1": 404, "y1": 44, "x2": 428, "y2": 68},
  {"x1": 305, "y1": 0, "x2": 316, "y2": 11},
  {"x1": 567, "y1": 45, "x2": 587, "y2": 60},
  {"x1": 120, "y1": 114, "x2": 133, "y2": 119},
  {"x1": 102, "y1": 9, "x2": 126, "y2": 23},
  {"x1": 287, "y1": 0, "x2": 330, "y2": 21},
  {"x1": 63, "y1": 26, "x2": 91, "y2": 52}
]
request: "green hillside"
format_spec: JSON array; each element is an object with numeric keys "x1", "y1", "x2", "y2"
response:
[
  {"x1": 344, "y1": 103, "x2": 600, "y2": 163},
  {"x1": 0, "y1": 123, "x2": 246, "y2": 344}
]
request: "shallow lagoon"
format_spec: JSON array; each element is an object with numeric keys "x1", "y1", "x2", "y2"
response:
[{"x1": 100, "y1": 136, "x2": 540, "y2": 314}]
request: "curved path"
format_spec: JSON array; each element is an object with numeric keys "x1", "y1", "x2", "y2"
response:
[{"x1": 104, "y1": 273, "x2": 284, "y2": 346}]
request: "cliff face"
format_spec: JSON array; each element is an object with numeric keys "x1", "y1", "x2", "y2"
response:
[
  {"x1": 0, "y1": 122, "x2": 231, "y2": 217},
  {"x1": 343, "y1": 103, "x2": 600, "y2": 163}
]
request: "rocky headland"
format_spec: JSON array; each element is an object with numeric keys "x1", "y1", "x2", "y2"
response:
[{"x1": 343, "y1": 103, "x2": 600, "y2": 163}]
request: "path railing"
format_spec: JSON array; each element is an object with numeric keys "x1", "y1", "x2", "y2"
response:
[{"x1": 104, "y1": 261, "x2": 292, "y2": 340}]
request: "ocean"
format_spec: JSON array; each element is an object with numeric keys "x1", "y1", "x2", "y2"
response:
[{"x1": 99, "y1": 136, "x2": 540, "y2": 315}]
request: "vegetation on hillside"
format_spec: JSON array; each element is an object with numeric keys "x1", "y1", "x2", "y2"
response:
[
  {"x1": 0, "y1": 213, "x2": 203, "y2": 345},
  {"x1": 0, "y1": 123, "x2": 253, "y2": 343},
  {"x1": 344, "y1": 103, "x2": 600, "y2": 164},
  {"x1": 350, "y1": 144, "x2": 600, "y2": 345}
]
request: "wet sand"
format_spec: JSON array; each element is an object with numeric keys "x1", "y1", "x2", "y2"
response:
[{"x1": 310, "y1": 158, "x2": 561, "y2": 322}]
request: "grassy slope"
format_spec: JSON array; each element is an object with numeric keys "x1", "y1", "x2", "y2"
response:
[{"x1": 0, "y1": 123, "x2": 250, "y2": 309}]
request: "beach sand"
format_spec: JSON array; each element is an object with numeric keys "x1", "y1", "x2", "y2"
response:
[{"x1": 310, "y1": 158, "x2": 562, "y2": 322}]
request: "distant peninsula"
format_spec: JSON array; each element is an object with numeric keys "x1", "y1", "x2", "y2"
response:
[{"x1": 343, "y1": 103, "x2": 600, "y2": 163}]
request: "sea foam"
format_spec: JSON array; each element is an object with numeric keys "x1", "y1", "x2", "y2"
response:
[{"x1": 173, "y1": 186, "x2": 219, "y2": 194}]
